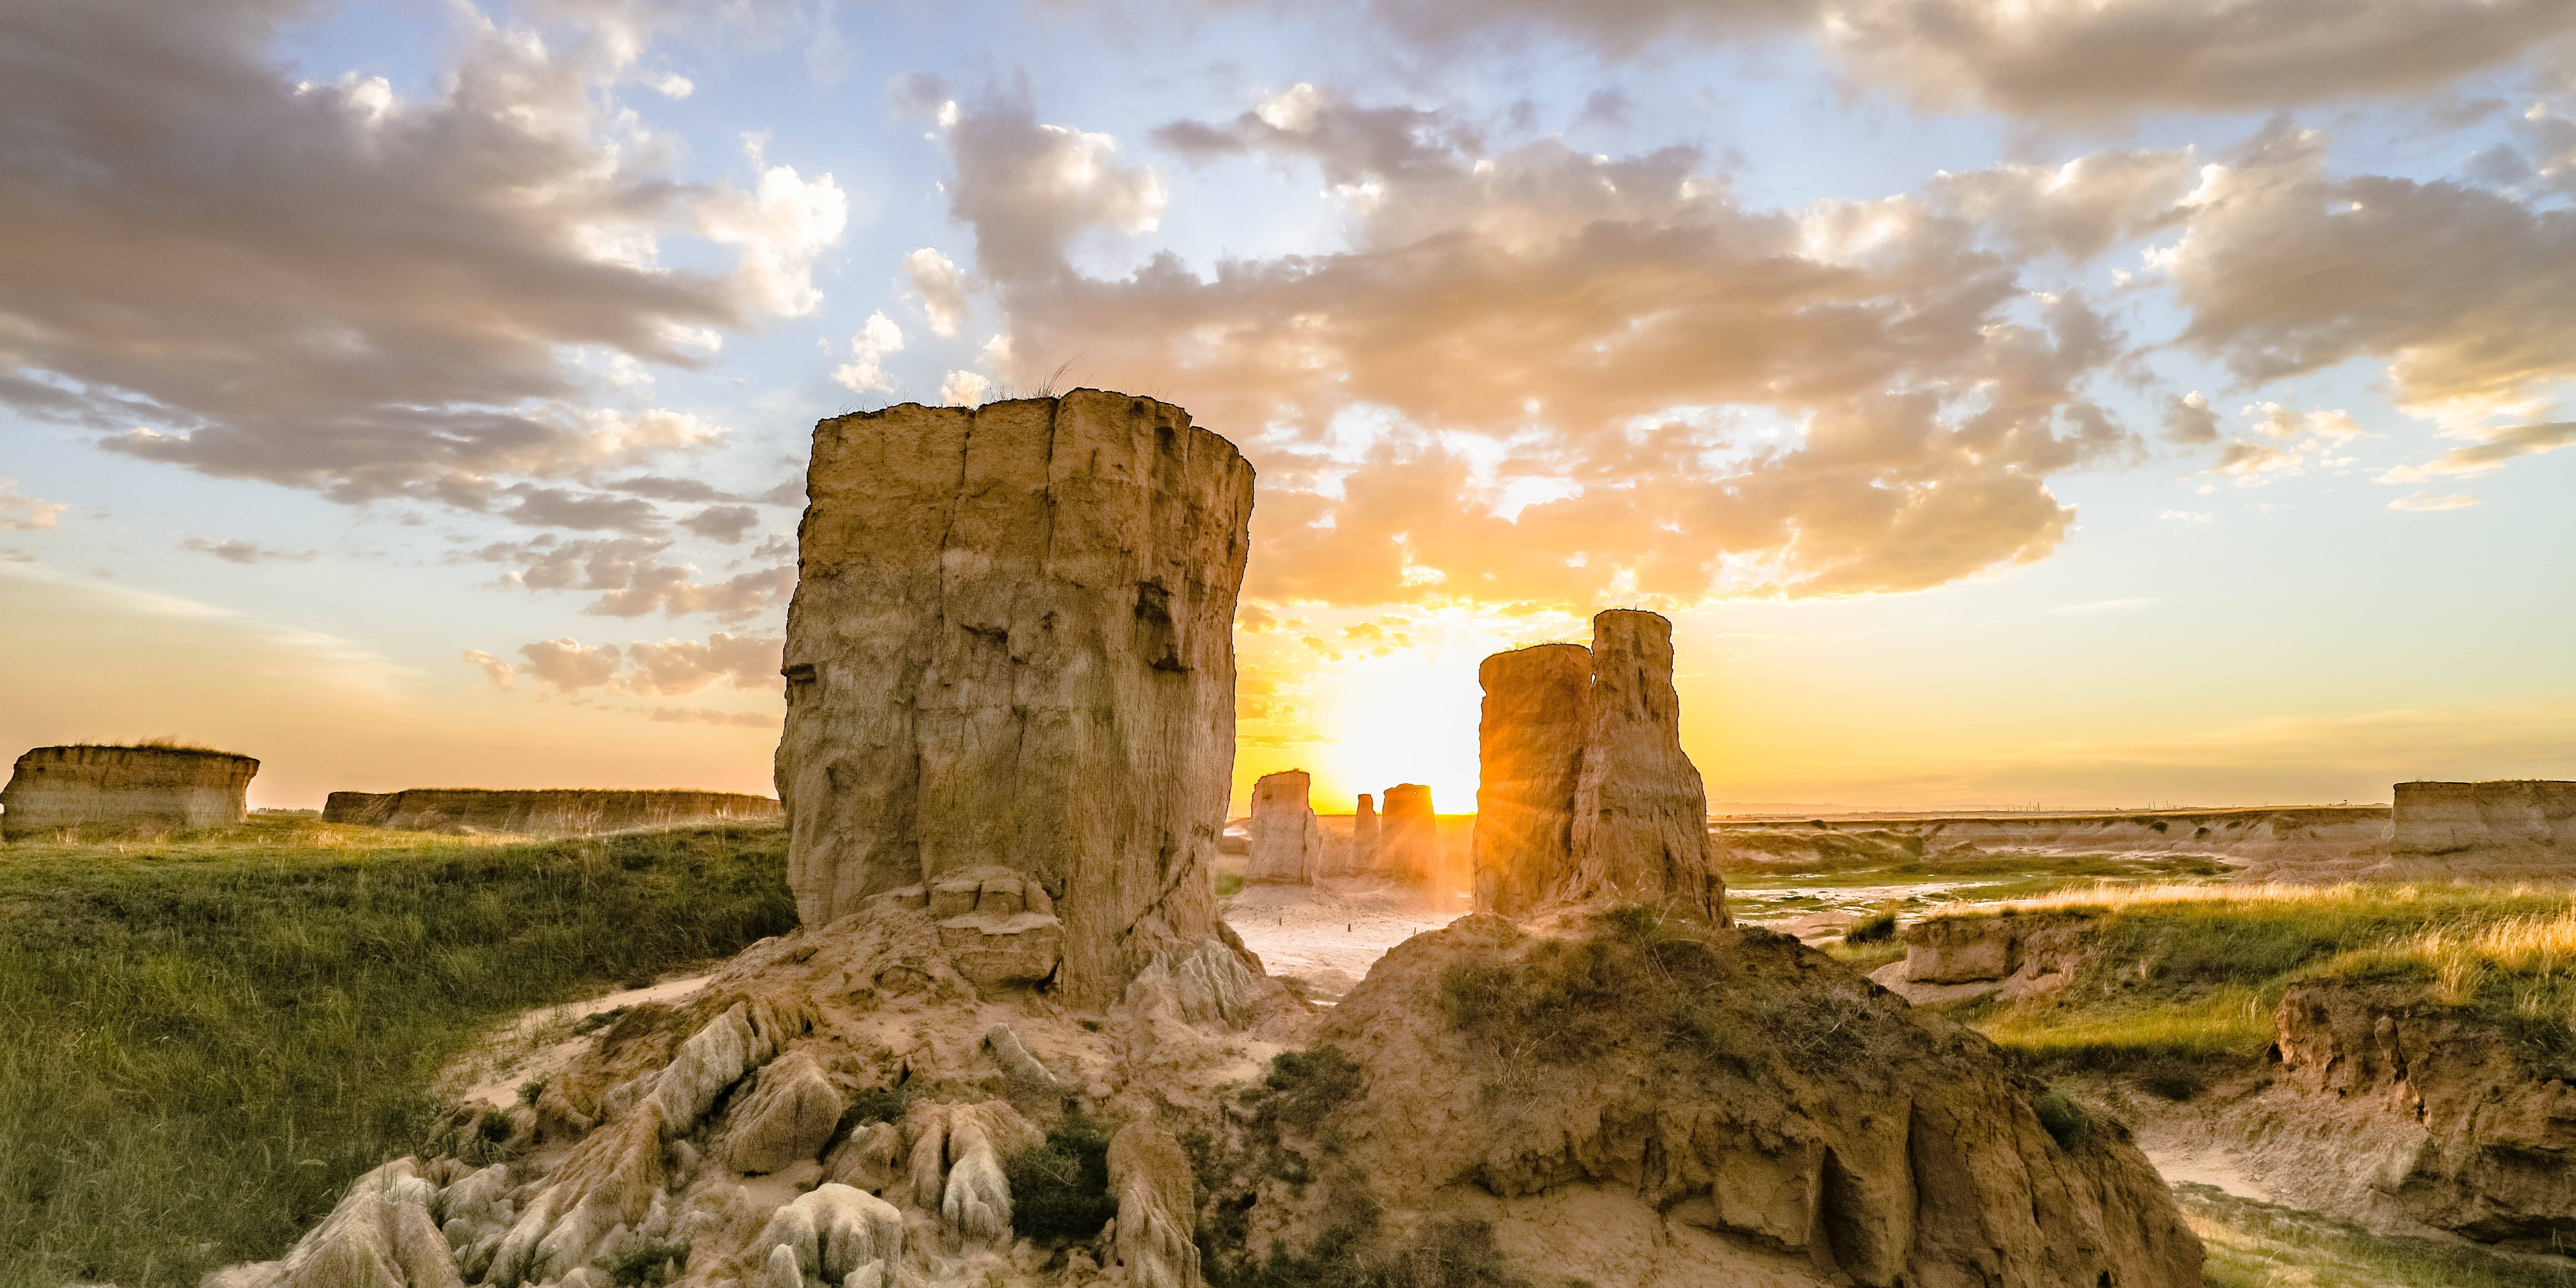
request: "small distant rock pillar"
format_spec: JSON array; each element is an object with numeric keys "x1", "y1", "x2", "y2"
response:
[
  {"x1": 1348, "y1": 794, "x2": 1379, "y2": 876},
  {"x1": 1246, "y1": 769, "x2": 1322, "y2": 884},
  {"x1": 776, "y1": 391, "x2": 1257, "y2": 1007},
  {"x1": 1471, "y1": 611, "x2": 1729, "y2": 923},
  {"x1": 2, "y1": 745, "x2": 258, "y2": 840},
  {"x1": 1378, "y1": 783, "x2": 1437, "y2": 885},
  {"x1": 1471, "y1": 644, "x2": 1592, "y2": 915}
]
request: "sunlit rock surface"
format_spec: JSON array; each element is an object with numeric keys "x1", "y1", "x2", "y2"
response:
[{"x1": 2, "y1": 743, "x2": 256, "y2": 840}]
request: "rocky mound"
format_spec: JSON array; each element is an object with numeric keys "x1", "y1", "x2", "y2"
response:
[
  {"x1": 2, "y1": 743, "x2": 257, "y2": 840},
  {"x1": 321, "y1": 790, "x2": 782, "y2": 836},
  {"x1": 1194, "y1": 910, "x2": 2202, "y2": 1288},
  {"x1": 1715, "y1": 807, "x2": 2393, "y2": 881},
  {"x1": 2392, "y1": 780, "x2": 2576, "y2": 875}
]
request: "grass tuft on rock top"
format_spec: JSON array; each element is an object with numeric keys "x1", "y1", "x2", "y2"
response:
[
  {"x1": 1926, "y1": 884, "x2": 2576, "y2": 1079},
  {"x1": 0, "y1": 817, "x2": 795, "y2": 1288}
]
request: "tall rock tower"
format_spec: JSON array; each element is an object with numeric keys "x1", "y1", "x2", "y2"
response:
[
  {"x1": 1246, "y1": 768, "x2": 1322, "y2": 884},
  {"x1": 1471, "y1": 610, "x2": 1728, "y2": 923},
  {"x1": 775, "y1": 391, "x2": 1256, "y2": 1005}
]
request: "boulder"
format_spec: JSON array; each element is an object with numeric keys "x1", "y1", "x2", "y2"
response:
[
  {"x1": 1246, "y1": 769, "x2": 1322, "y2": 885},
  {"x1": 1565, "y1": 611, "x2": 1728, "y2": 922},
  {"x1": 776, "y1": 391, "x2": 1255, "y2": 1006},
  {"x1": 1470, "y1": 611, "x2": 1728, "y2": 923},
  {"x1": 716, "y1": 1047, "x2": 844, "y2": 1175},
  {"x1": 319, "y1": 788, "x2": 778, "y2": 836},
  {"x1": 1469, "y1": 643, "x2": 1591, "y2": 915},
  {"x1": 1376, "y1": 783, "x2": 1437, "y2": 885},
  {"x1": 3, "y1": 743, "x2": 256, "y2": 840}
]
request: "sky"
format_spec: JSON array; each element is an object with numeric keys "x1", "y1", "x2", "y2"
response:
[{"x1": 3, "y1": 0, "x2": 2574, "y2": 814}]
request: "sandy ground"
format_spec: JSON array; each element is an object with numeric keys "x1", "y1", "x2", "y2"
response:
[
  {"x1": 1221, "y1": 879, "x2": 1472, "y2": 1002},
  {"x1": 442, "y1": 972, "x2": 713, "y2": 1109}
]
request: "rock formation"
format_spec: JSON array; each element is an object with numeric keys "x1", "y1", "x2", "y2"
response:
[
  {"x1": 2393, "y1": 780, "x2": 2576, "y2": 871},
  {"x1": 1471, "y1": 610, "x2": 1728, "y2": 923},
  {"x1": 776, "y1": 391, "x2": 1256, "y2": 1006},
  {"x1": 320, "y1": 789, "x2": 780, "y2": 836},
  {"x1": 1319, "y1": 793, "x2": 1378, "y2": 878},
  {"x1": 1245, "y1": 769, "x2": 1322, "y2": 885},
  {"x1": 1375, "y1": 783, "x2": 1436, "y2": 885},
  {"x1": 1, "y1": 743, "x2": 256, "y2": 840},
  {"x1": 1470, "y1": 643, "x2": 1591, "y2": 915},
  {"x1": 1193, "y1": 914, "x2": 2203, "y2": 1288}
]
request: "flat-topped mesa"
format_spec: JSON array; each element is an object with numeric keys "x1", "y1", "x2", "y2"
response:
[
  {"x1": 1471, "y1": 643, "x2": 1592, "y2": 914},
  {"x1": 1473, "y1": 610, "x2": 1729, "y2": 923},
  {"x1": 1246, "y1": 769, "x2": 1321, "y2": 884},
  {"x1": 2, "y1": 744, "x2": 257, "y2": 841},
  {"x1": 1377, "y1": 783, "x2": 1438, "y2": 884},
  {"x1": 2393, "y1": 780, "x2": 2576, "y2": 867},
  {"x1": 321, "y1": 789, "x2": 781, "y2": 836},
  {"x1": 777, "y1": 391, "x2": 1255, "y2": 1007}
]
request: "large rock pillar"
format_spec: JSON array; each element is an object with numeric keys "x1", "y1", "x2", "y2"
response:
[
  {"x1": 1378, "y1": 783, "x2": 1437, "y2": 885},
  {"x1": 1346, "y1": 794, "x2": 1378, "y2": 876},
  {"x1": 776, "y1": 391, "x2": 1256, "y2": 1006},
  {"x1": 1246, "y1": 769, "x2": 1321, "y2": 885},
  {"x1": 1470, "y1": 644, "x2": 1592, "y2": 914},
  {"x1": 1568, "y1": 611, "x2": 1728, "y2": 922},
  {"x1": 1471, "y1": 611, "x2": 1729, "y2": 923}
]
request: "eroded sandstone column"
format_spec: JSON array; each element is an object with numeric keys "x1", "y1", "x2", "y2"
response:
[
  {"x1": 1346, "y1": 793, "x2": 1378, "y2": 876},
  {"x1": 776, "y1": 391, "x2": 1255, "y2": 1006},
  {"x1": 1470, "y1": 644, "x2": 1592, "y2": 915},
  {"x1": 1471, "y1": 611, "x2": 1728, "y2": 923},
  {"x1": 1378, "y1": 783, "x2": 1437, "y2": 885},
  {"x1": 1246, "y1": 769, "x2": 1321, "y2": 885},
  {"x1": 1567, "y1": 611, "x2": 1728, "y2": 923}
]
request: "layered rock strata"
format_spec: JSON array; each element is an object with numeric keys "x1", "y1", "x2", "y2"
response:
[
  {"x1": 1471, "y1": 611, "x2": 1728, "y2": 923},
  {"x1": 1375, "y1": 784, "x2": 1436, "y2": 885},
  {"x1": 320, "y1": 789, "x2": 780, "y2": 836},
  {"x1": 1245, "y1": 770, "x2": 1321, "y2": 885},
  {"x1": 2393, "y1": 780, "x2": 2576, "y2": 871},
  {"x1": 2, "y1": 743, "x2": 256, "y2": 840},
  {"x1": 776, "y1": 391, "x2": 1256, "y2": 1007}
]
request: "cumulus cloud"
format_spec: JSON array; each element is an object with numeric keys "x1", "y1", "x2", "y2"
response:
[
  {"x1": 2162, "y1": 392, "x2": 2220, "y2": 445},
  {"x1": 621, "y1": 632, "x2": 784, "y2": 694},
  {"x1": 462, "y1": 648, "x2": 516, "y2": 690},
  {"x1": 180, "y1": 537, "x2": 316, "y2": 564},
  {"x1": 2389, "y1": 491, "x2": 2483, "y2": 511},
  {"x1": 904, "y1": 248, "x2": 973, "y2": 336},
  {"x1": 2164, "y1": 125, "x2": 2576, "y2": 427},
  {"x1": 517, "y1": 637, "x2": 624, "y2": 692},
  {"x1": 0, "y1": 0, "x2": 841, "y2": 516},
  {"x1": 0, "y1": 480, "x2": 66, "y2": 531},
  {"x1": 2245, "y1": 403, "x2": 2366, "y2": 442},
  {"x1": 459, "y1": 535, "x2": 794, "y2": 621},
  {"x1": 1360, "y1": 0, "x2": 2576, "y2": 119},
  {"x1": 679, "y1": 505, "x2": 761, "y2": 543},
  {"x1": 2382, "y1": 420, "x2": 2576, "y2": 479},
  {"x1": 945, "y1": 90, "x2": 1165, "y2": 282},
  {"x1": 941, "y1": 89, "x2": 2144, "y2": 604},
  {"x1": 939, "y1": 370, "x2": 993, "y2": 406},
  {"x1": 832, "y1": 312, "x2": 906, "y2": 394}
]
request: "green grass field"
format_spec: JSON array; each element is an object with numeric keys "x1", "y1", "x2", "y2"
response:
[{"x1": 0, "y1": 818, "x2": 795, "y2": 1288}]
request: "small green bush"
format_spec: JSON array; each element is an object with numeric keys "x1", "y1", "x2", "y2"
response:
[
  {"x1": 1004, "y1": 1112, "x2": 1118, "y2": 1241},
  {"x1": 1845, "y1": 911, "x2": 1898, "y2": 944},
  {"x1": 2031, "y1": 1083, "x2": 2092, "y2": 1151}
]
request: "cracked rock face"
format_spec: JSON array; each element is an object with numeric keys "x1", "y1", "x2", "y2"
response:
[
  {"x1": 777, "y1": 391, "x2": 1256, "y2": 1006},
  {"x1": 1246, "y1": 770, "x2": 1321, "y2": 885},
  {"x1": 1472, "y1": 611, "x2": 1728, "y2": 923},
  {"x1": 2, "y1": 744, "x2": 257, "y2": 840}
]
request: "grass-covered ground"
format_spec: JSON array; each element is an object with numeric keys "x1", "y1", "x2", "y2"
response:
[
  {"x1": 2182, "y1": 1185, "x2": 2576, "y2": 1288},
  {"x1": 1914, "y1": 884, "x2": 2576, "y2": 1085},
  {"x1": 1717, "y1": 835, "x2": 2231, "y2": 922},
  {"x1": 0, "y1": 817, "x2": 794, "y2": 1288}
]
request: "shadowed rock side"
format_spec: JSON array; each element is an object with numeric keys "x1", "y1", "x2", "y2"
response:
[
  {"x1": 1199, "y1": 914, "x2": 2203, "y2": 1288},
  {"x1": 320, "y1": 789, "x2": 781, "y2": 836},
  {"x1": 777, "y1": 391, "x2": 1256, "y2": 1007},
  {"x1": 1374, "y1": 784, "x2": 1437, "y2": 885},
  {"x1": 2, "y1": 744, "x2": 257, "y2": 840},
  {"x1": 2393, "y1": 780, "x2": 2576, "y2": 870},
  {"x1": 1246, "y1": 770, "x2": 1321, "y2": 885},
  {"x1": 1471, "y1": 643, "x2": 1591, "y2": 915}
]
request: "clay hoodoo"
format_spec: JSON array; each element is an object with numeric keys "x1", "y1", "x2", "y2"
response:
[
  {"x1": 1472, "y1": 610, "x2": 1729, "y2": 923},
  {"x1": 1245, "y1": 769, "x2": 1322, "y2": 884},
  {"x1": 1332, "y1": 792, "x2": 1379, "y2": 877},
  {"x1": 776, "y1": 391, "x2": 1256, "y2": 1006},
  {"x1": 1, "y1": 744, "x2": 257, "y2": 840},
  {"x1": 1375, "y1": 783, "x2": 1437, "y2": 884},
  {"x1": 321, "y1": 789, "x2": 781, "y2": 836}
]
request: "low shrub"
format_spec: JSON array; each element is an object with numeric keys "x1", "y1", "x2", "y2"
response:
[
  {"x1": 2030, "y1": 1083, "x2": 2092, "y2": 1151},
  {"x1": 1005, "y1": 1112, "x2": 1119, "y2": 1241},
  {"x1": 1844, "y1": 911, "x2": 1898, "y2": 944}
]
